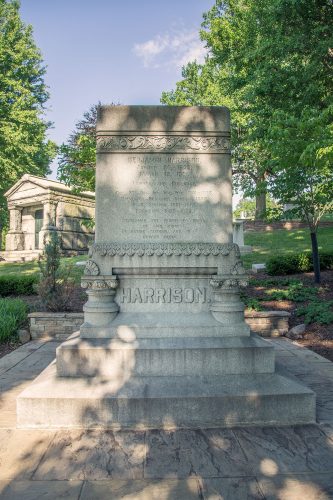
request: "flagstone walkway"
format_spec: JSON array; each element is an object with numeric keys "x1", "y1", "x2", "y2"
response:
[{"x1": 0, "y1": 337, "x2": 333, "y2": 499}]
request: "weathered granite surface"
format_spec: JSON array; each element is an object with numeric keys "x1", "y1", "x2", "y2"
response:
[{"x1": 17, "y1": 106, "x2": 315, "y2": 429}]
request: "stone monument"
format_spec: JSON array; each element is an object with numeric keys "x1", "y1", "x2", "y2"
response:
[{"x1": 17, "y1": 106, "x2": 315, "y2": 428}]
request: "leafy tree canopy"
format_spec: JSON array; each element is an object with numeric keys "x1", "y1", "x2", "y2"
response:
[
  {"x1": 57, "y1": 103, "x2": 119, "y2": 193},
  {"x1": 163, "y1": 0, "x2": 333, "y2": 281},
  {"x1": 0, "y1": 0, "x2": 56, "y2": 228},
  {"x1": 57, "y1": 104, "x2": 97, "y2": 193}
]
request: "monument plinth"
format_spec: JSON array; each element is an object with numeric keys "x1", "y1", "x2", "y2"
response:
[{"x1": 17, "y1": 106, "x2": 315, "y2": 429}]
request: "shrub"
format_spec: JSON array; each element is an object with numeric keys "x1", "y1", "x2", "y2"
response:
[
  {"x1": 266, "y1": 251, "x2": 333, "y2": 275},
  {"x1": 297, "y1": 300, "x2": 333, "y2": 325},
  {"x1": 320, "y1": 252, "x2": 333, "y2": 271},
  {"x1": 0, "y1": 274, "x2": 38, "y2": 296},
  {"x1": 37, "y1": 231, "x2": 76, "y2": 311},
  {"x1": 0, "y1": 298, "x2": 28, "y2": 342}
]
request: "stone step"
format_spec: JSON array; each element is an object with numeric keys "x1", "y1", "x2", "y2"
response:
[
  {"x1": 80, "y1": 312, "x2": 250, "y2": 339},
  {"x1": 56, "y1": 333, "x2": 275, "y2": 377},
  {"x1": 17, "y1": 361, "x2": 316, "y2": 429}
]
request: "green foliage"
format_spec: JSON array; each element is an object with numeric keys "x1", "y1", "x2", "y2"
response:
[
  {"x1": 250, "y1": 277, "x2": 301, "y2": 287},
  {"x1": 57, "y1": 102, "x2": 118, "y2": 193},
  {"x1": 297, "y1": 300, "x2": 333, "y2": 325},
  {"x1": 266, "y1": 252, "x2": 333, "y2": 275},
  {"x1": 37, "y1": 231, "x2": 75, "y2": 311},
  {"x1": 0, "y1": 298, "x2": 27, "y2": 341},
  {"x1": 163, "y1": 0, "x2": 333, "y2": 275},
  {"x1": 57, "y1": 104, "x2": 97, "y2": 192},
  {"x1": 0, "y1": 0, "x2": 56, "y2": 229},
  {"x1": 0, "y1": 274, "x2": 37, "y2": 296},
  {"x1": 241, "y1": 294, "x2": 263, "y2": 311},
  {"x1": 200, "y1": 0, "x2": 333, "y2": 230},
  {"x1": 265, "y1": 283, "x2": 318, "y2": 302}
]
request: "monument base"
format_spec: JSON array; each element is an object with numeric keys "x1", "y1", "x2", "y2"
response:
[
  {"x1": 17, "y1": 359, "x2": 315, "y2": 429},
  {"x1": 56, "y1": 332, "x2": 274, "y2": 377}
]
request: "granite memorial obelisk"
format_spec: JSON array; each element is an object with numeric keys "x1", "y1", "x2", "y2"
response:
[{"x1": 17, "y1": 106, "x2": 315, "y2": 428}]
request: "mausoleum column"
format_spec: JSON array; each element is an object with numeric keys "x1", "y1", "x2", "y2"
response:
[
  {"x1": 5, "y1": 207, "x2": 24, "y2": 251},
  {"x1": 39, "y1": 200, "x2": 58, "y2": 248},
  {"x1": 9, "y1": 207, "x2": 22, "y2": 232},
  {"x1": 41, "y1": 200, "x2": 57, "y2": 230}
]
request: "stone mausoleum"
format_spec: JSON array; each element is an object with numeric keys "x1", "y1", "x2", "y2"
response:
[{"x1": 2, "y1": 174, "x2": 95, "y2": 261}]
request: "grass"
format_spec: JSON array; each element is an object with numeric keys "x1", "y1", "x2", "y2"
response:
[
  {"x1": 0, "y1": 254, "x2": 87, "y2": 283},
  {"x1": 0, "y1": 298, "x2": 28, "y2": 342},
  {"x1": 242, "y1": 226, "x2": 333, "y2": 268}
]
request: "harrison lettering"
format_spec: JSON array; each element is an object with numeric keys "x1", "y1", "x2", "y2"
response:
[{"x1": 119, "y1": 287, "x2": 207, "y2": 304}]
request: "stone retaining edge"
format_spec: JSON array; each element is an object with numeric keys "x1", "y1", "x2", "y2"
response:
[{"x1": 28, "y1": 310, "x2": 290, "y2": 339}]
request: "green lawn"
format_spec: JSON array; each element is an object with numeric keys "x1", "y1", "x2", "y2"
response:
[
  {"x1": 242, "y1": 226, "x2": 333, "y2": 268},
  {"x1": 0, "y1": 254, "x2": 87, "y2": 281}
]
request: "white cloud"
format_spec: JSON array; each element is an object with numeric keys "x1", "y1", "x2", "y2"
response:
[{"x1": 133, "y1": 29, "x2": 206, "y2": 69}]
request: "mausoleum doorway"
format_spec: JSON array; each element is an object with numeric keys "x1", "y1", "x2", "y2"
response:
[{"x1": 34, "y1": 208, "x2": 43, "y2": 249}]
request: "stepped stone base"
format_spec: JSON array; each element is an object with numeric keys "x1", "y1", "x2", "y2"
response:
[
  {"x1": 17, "y1": 361, "x2": 315, "y2": 429},
  {"x1": 56, "y1": 332, "x2": 275, "y2": 377}
]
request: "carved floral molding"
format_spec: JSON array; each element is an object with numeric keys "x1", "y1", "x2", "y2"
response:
[
  {"x1": 210, "y1": 277, "x2": 249, "y2": 289},
  {"x1": 90, "y1": 242, "x2": 240, "y2": 257},
  {"x1": 81, "y1": 276, "x2": 119, "y2": 290},
  {"x1": 96, "y1": 135, "x2": 230, "y2": 153}
]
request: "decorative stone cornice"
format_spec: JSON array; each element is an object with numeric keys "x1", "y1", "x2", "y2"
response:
[
  {"x1": 90, "y1": 242, "x2": 240, "y2": 258},
  {"x1": 96, "y1": 134, "x2": 230, "y2": 154}
]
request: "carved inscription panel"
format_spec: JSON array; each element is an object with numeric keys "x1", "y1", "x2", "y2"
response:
[
  {"x1": 115, "y1": 277, "x2": 212, "y2": 313},
  {"x1": 96, "y1": 152, "x2": 232, "y2": 243}
]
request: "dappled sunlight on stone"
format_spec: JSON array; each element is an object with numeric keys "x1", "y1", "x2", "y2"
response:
[
  {"x1": 259, "y1": 476, "x2": 331, "y2": 500},
  {"x1": 260, "y1": 457, "x2": 279, "y2": 476},
  {"x1": 117, "y1": 325, "x2": 137, "y2": 343}
]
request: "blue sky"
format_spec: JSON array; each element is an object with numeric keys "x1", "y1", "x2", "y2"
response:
[{"x1": 20, "y1": 0, "x2": 214, "y2": 170}]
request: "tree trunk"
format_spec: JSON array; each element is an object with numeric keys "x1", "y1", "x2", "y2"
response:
[
  {"x1": 310, "y1": 231, "x2": 320, "y2": 284},
  {"x1": 255, "y1": 192, "x2": 266, "y2": 220}
]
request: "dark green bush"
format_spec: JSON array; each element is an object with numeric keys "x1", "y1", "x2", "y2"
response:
[
  {"x1": 0, "y1": 298, "x2": 28, "y2": 341},
  {"x1": 320, "y1": 252, "x2": 333, "y2": 270},
  {"x1": 0, "y1": 274, "x2": 38, "y2": 296},
  {"x1": 297, "y1": 300, "x2": 333, "y2": 324},
  {"x1": 266, "y1": 252, "x2": 333, "y2": 275}
]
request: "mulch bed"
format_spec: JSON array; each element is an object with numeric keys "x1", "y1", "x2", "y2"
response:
[{"x1": 247, "y1": 270, "x2": 333, "y2": 361}]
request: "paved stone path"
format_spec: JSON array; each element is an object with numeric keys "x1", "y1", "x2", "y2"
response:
[{"x1": 0, "y1": 337, "x2": 333, "y2": 499}]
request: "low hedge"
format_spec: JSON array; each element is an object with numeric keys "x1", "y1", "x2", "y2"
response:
[
  {"x1": 266, "y1": 252, "x2": 333, "y2": 275},
  {"x1": 0, "y1": 298, "x2": 28, "y2": 342},
  {"x1": 0, "y1": 274, "x2": 38, "y2": 296}
]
